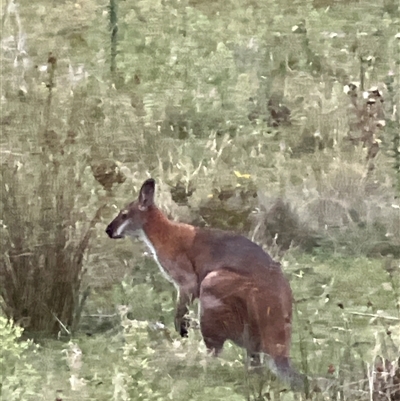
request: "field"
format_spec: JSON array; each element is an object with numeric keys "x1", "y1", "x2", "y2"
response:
[{"x1": 1, "y1": 0, "x2": 399, "y2": 400}]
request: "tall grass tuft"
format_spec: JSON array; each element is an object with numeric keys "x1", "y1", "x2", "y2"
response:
[{"x1": 0, "y1": 53, "x2": 105, "y2": 335}]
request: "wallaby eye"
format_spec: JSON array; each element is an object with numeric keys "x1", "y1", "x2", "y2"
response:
[{"x1": 121, "y1": 210, "x2": 129, "y2": 219}]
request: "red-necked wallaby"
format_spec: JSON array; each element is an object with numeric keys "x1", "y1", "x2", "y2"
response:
[{"x1": 106, "y1": 179, "x2": 304, "y2": 390}]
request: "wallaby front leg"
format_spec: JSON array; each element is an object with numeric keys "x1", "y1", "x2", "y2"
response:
[{"x1": 174, "y1": 291, "x2": 191, "y2": 337}]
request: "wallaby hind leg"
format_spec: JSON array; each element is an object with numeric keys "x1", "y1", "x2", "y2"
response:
[
  {"x1": 200, "y1": 270, "x2": 246, "y2": 356},
  {"x1": 199, "y1": 270, "x2": 257, "y2": 357}
]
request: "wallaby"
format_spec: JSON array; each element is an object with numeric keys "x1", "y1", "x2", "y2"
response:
[{"x1": 106, "y1": 178, "x2": 304, "y2": 390}]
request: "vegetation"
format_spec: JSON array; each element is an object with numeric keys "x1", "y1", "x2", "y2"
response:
[
  {"x1": 0, "y1": 317, "x2": 41, "y2": 400},
  {"x1": 0, "y1": 0, "x2": 399, "y2": 399}
]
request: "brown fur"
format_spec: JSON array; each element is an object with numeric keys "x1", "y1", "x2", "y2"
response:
[{"x1": 106, "y1": 179, "x2": 304, "y2": 390}]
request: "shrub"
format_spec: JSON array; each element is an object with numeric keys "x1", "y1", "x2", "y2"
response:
[
  {"x1": 0, "y1": 52, "x2": 107, "y2": 334},
  {"x1": 0, "y1": 316, "x2": 41, "y2": 400}
]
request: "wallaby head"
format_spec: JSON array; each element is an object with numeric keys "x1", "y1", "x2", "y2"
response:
[{"x1": 105, "y1": 178, "x2": 156, "y2": 239}]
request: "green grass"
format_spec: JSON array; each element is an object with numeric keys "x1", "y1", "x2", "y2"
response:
[
  {"x1": 4, "y1": 253, "x2": 397, "y2": 400},
  {"x1": 1, "y1": 0, "x2": 399, "y2": 399},
  {"x1": 293, "y1": 254, "x2": 398, "y2": 308}
]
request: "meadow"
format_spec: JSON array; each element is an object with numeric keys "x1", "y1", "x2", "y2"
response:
[{"x1": 1, "y1": 0, "x2": 399, "y2": 399}]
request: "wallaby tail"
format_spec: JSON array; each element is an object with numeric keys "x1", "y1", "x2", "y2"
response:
[{"x1": 273, "y1": 356, "x2": 306, "y2": 391}]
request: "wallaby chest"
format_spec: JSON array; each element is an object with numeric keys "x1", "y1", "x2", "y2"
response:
[{"x1": 140, "y1": 231, "x2": 198, "y2": 294}]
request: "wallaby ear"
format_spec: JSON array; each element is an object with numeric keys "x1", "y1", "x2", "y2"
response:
[{"x1": 138, "y1": 179, "x2": 155, "y2": 210}]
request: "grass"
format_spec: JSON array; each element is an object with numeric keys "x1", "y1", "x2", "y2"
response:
[
  {"x1": 3, "y1": 252, "x2": 398, "y2": 400},
  {"x1": 1, "y1": 0, "x2": 399, "y2": 399}
]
